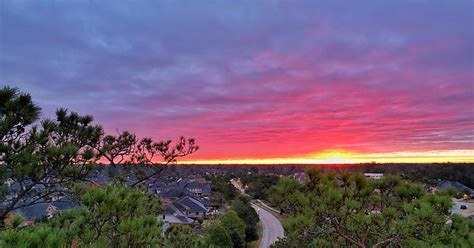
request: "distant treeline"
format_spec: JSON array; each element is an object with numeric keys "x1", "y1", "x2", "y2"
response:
[
  {"x1": 328, "y1": 163, "x2": 473, "y2": 188},
  {"x1": 173, "y1": 163, "x2": 474, "y2": 188}
]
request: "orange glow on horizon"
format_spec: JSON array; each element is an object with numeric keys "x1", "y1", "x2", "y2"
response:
[{"x1": 180, "y1": 149, "x2": 474, "y2": 165}]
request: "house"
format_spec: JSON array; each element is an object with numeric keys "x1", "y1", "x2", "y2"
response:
[
  {"x1": 161, "y1": 205, "x2": 194, "y2": 224},
  {"x1": 290, "y1": 172, "x2": 308, "y2": 183},
  {"x1": 159, "y1": 187, "x2": 195, "y2": 204},
  {"x1": 184, "y1": 182, "x2": 212, "y2": 196},
  {"x1": 13, "y1": 199, "x2": 79, "y2": 224},
  {"x1": 161, "y1": 214, "x2": 195, "y2": 232},
  {"x1": 364, "y1": 173, "x2": 384, "y2": 180},
  {"x1": 193, "y1": 177, "x2": 209, "y2": 184},
  {"x1": 4, "y1": 178, "x2": 15, "y2": 187},
  {"x1": 14, "y1": 203, "x2": 56, "y2": 222},
  {"x1": 90, "y1": 173, "x2": 110, "y2": 186},
  {"x1": 172, "y1": 178, "x2": 212, "y2": 196},
  {"x1": 173, "y1": 195, "x2": 210, "y2": 218},
  {"x1": 230, "y1": 178, "x2": 246, "y2": 193},
  {"x1": 162, "y1": 214, "x2": 194, "y2": 225},
  {"x1": 160, "y1": 204, "x2": 195, "y2": 231},
  {"x1": 51, "y1": 200, "x2": 79, "y2": 213},
  {"x1": 157, "y1": 177, "x2": 215, "y2": 219},
  {"x1": 48, "y1": 192, "x2": 67, "y2": 202},
  {"x1": 437, "y1": 181, "x2": 473, "y2": 196}
]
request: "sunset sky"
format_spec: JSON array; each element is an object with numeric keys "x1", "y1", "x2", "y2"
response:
[{"x1": 1, "y1": 1, "x2": 473, "y2": 164}]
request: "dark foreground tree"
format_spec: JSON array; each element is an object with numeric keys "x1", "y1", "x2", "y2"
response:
[
  {"x1": 232, "y1": 195, "x2": 259, "y2": 243},
  {"x1": 1, "y1": 86, "x2": 198, "y2": 228},
  {"x1": 204, "y1": 221, "x2": 234, "y2": 248},
  {"x1": 128, "y1": 136, "x2": 199, "y2": 187},
  {"x1": 98, "y1": 132, "x2": 199, "y2": 186},
  {"x1": 269, "y1": 170, "x2": 474, "y2": 247},
  {"x1": 1, "y1": 87, "x2": 103, "y2": 226},
  {"x1": 99, "y1": 131, "x2": 137, "y2": 166},
  {"x1": 208, "y1": 175, "x2": 238, "y2": 204},
  {"x1": 164, "y1": 225, "x2": 200, "y2": 248},
  {"x1": 220, "y1": 210, "x2": 246, "y2": 248},
  {"x1": 0, "y1": 184, "x2": 165, "y2": 247}
]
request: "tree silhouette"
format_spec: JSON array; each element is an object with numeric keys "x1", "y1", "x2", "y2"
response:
[
  {"x1": 0, "y1": 86, "x2": 198, "y2": 228},
  {"x1": 1, "y1": 87, "x2": 103, "y2": 226}
]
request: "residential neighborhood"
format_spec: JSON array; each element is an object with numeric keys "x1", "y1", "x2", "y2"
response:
[{"x1": 4, "y1": 165, "x2": 474, "y2": 228}]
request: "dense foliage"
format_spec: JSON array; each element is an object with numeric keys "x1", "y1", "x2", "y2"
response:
[
  {"x1": 238, "y1": 173, "x2": 279, "y2": 200},
  {"x1": 0, "y1": 183, "x2": 259, "y2": 248},
  {"x1": 339, "y1": 163, "x2": 474, "y2": 189},
  {"x1": 220, "y1": 210, "x2": 246, "y2": 247},
  {"x1": 269, "y1": 170, "x2": 474, "y2": 247},
  {"x1": 1, "y1": 184, "x2": 165, "y2": 247},
  {"x1": 1, "y1": 86, "x2": 257, "y2": 247},
  {"x1": 402, "y1": 164, "x2": 474, "y2": 189},
  {"x1": 207, "y1": 175, "x2": 238, "y2": 204},
  {"x1": 204, "y1": 221, "x2": 233, "y2": 248},
  {"x1": 1, "y1": 86, "x2": 103, "y2": 227},
  {"x1": 232, "y1": 195, "x2": 259, "y2": 243},
  {"x1": 0, "y1": 86, "x2": 197, "y2": 227},
  {"x1": 200, "y1": 181, "x2": 260, "y2": 247},
  {"x1": 164, "y1": 225, "x2": 200, "y2": 248}
]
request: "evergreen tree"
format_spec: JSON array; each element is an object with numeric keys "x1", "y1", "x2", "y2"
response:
[
  {"x1": 164, "y1": 225, "x2": 200, "y2": 248},
  {"x1": 1, "y1": 184, "x2": 165, "y2": 247},
  {"x1": 220, "y1": 210, "x2": 246, "y2": 248},
  {"x1": 1, "y1": 87, "x2": 103, "y2": 226},
  {"x1": 204, "y1": 222, "x2": 234, "y2": 248},
  {"x1": 232, "y1": 195, "x2": 259, "y2": 242},
  {"x1": 269, "y1": 170, "x2": 474, "y2": 247}
]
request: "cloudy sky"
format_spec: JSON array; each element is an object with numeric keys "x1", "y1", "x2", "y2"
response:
[{"x1": 1, "y1": 1, "x2": 473, "y2": 163}]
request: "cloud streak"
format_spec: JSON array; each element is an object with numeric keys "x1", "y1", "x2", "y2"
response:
[{"x1": 1, "y1": 1, "x2": 473, "y2": 161}]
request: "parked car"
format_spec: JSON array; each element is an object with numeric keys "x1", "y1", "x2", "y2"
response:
[{"x1": 460, "y1": 205, "x2": 467, "y2": 210}]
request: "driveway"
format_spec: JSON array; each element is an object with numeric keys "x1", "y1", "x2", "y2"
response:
[
  {"x1": 451, "y1": 198, "x2": 474, "y2": 218},
  {"x1": 252, "y1": 203, "x2": 284, "y2": 248}
]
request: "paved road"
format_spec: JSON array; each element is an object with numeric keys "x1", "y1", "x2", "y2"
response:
[
  {"x1": 252, "y1": 203, "x2": 284, "y2": 248},
  {"x1": 451, "y1": 198, "x2": 474, "y2": 217}
]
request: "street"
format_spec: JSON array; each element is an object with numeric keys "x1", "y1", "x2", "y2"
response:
[{"x1": 251, "y1": 203, "x2": 284, "y2": 248}]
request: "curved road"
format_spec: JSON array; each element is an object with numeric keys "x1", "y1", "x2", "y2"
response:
[{"x1": 252, "y1": 203, "x2": 284, "y2": 248}]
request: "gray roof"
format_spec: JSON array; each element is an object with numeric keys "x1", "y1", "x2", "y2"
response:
[
  {"x1": 160, "y1": 188, "x2": 195, "y2": 198},
  {"x1": 437, "y1": 181, "x2": 473, "y2": 194},
  {"x1": 185, "y1": 182, "x2": 212, "y2": 194},
  {"x1": 173, "y1": 196, "x2": 209, "y2": 213},
  {"x1": 51, "y1": 201, "x2": 79, "y2": 211},
  {"x1": 13, "y1": 199, "x2": 79, "y2": 221},
  {"x1": 8, "y1": 182, "x2": 21, "y2": 192},
  {"x1": 162, "y1": 205, "x2": 177, "y2": 215},
  {"x1": 14, "y1": 203, "x2": 51, "y2": 220},
  {"x1": 162, "y1": 214, "x2": 194, "y2": 224}
]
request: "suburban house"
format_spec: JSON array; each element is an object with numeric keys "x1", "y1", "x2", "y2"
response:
[
  {"x1": 160, "y1": 205, "x2": 194, "y2": 231},
  {"x1": 13, "y1": 200, "x2": 78, "y2": 224},
  {"x1": 364, "y1": 173, "x2": 384, "y2": 180},
  {"x1": 435, "y1": 181, "x2": 474, "y2": 200},
  {"x1": 184, "y1": 182, "x2": 212, "y2": 196},
  {"x1": 173, "y1": 195, "x2": 211, "y2": 218},
  {"x1": 157, "y1": 177, "x2": 215, "y2": 221},
  {"x1": 437, "y1": 181, "x2": 473, "y2": 194},
  {"x1": 159, "y1": 187, "x2": 195, "y2": 205}
]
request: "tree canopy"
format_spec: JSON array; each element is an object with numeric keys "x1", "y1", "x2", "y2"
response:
[
  {"x1": 1, "y1": 87, "x2": 104, "y2": 226},
  {"x1": 0, "y1": 86, "x2": 198, "y2": 226},
  {"x1": 232, "y1": 195, "x2": 259, "y2": 243},
  {"x1": 1, "y1": 184, "x2": 165, "y2": 247},
  {"x1": 270, "y1": 170, "x2": 474, "y2": 247}
]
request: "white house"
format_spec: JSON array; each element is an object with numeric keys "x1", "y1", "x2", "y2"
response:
[{"x1": 364, "y1": 173, "x2": 384, "y2": 180}]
